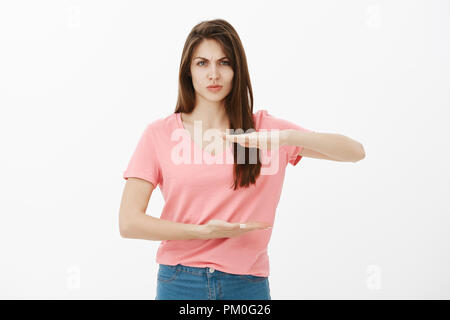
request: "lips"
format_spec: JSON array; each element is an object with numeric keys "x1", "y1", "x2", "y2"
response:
[{"x1": 207, "y1": 85, "x2": 222, "y2": 88}]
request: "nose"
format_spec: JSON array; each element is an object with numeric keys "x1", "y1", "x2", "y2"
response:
[{"x1": 208, "y1": 65, "x2": 219, "y2": 80}]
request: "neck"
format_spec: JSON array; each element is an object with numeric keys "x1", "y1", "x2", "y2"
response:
[{"x1": 186, "y1": 97, "x2": 229, "y2": 129}]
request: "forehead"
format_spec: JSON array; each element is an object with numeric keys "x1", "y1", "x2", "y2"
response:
[{"x1": 192, "y1": 39, "x2": 226, "y2": 58}]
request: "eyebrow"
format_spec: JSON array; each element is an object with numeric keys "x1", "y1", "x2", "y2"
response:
[{"x1": 193, "y1": 56, "x2": 228, "y2": 61}]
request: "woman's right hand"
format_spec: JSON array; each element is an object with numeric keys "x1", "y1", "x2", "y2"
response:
[{"x1": 197, "y1": 219, "x2": 272, "y2": 240}]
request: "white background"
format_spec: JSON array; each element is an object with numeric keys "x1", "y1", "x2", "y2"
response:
[{"x1": 1, "y1": 0, "x2": 449, "y2": 299}]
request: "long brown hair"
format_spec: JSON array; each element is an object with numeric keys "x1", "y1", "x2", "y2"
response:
[{"x1": 174, "y1": 19, "x2": 262, "y2": 190}]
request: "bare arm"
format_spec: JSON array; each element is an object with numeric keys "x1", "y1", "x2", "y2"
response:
[
  {"x1": 118, "y1": 178, "x2": 271, "y2": 241},
  {"x1": 283, "y1": 129, "x2": 365, "y2": 162},
  {"x1": 119, "y1": 178, "x2": 202, "y2": 240}
]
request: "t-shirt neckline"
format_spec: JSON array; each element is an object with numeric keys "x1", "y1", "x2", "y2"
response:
[{"x1": 175, "y1": 112, "x2": 232, "y2": 159}]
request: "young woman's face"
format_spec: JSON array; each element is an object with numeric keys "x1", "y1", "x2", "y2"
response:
[{"x1": 190, "y1": 39, "x2": 234, "y2": 103}]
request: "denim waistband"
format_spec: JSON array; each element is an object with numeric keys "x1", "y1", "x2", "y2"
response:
[{"x1": 159, "y1": 263, "x2": 249, "y2": 277}]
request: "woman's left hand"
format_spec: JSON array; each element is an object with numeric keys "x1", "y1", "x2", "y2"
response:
[{"x1": 219, "y1": 129, "x2": 288, "y2": 151}]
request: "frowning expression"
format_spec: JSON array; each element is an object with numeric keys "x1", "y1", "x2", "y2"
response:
[{"x1": 190, "y1": 39, "x2": 234, "y2": 102}]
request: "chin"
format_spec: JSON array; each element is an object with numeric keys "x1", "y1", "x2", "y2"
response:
[{"x1": 204, "y1": 93, "x2": 226, "y2": 101}]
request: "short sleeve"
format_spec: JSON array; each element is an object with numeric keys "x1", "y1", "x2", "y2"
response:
[
  {"x1": 255, "y1": 109, "x2": 314, "y2": 167},
  {"x1": 123, "y1": 124, "x2": 162, "y2": 188}
]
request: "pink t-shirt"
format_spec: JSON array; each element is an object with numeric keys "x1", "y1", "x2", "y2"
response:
[{"x1": 123, "y1": 109, "x2": 313, "y2": 277}]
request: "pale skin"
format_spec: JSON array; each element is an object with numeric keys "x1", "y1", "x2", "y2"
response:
[
  {"x1": 119, "y1": 38, "x2": 365, "y2": 241},
  {"x1": 180, "y1": 38, "x2": 233, "y2": 155},
  {"x1": 219, "y1": 129, "x2": 366, "y2": 163},
  {"x1": 120, "y1": 39, "x2": 271, "y2": 241}
]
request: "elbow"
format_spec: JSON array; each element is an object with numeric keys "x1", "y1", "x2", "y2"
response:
[
  {"x1": 359, "y1": 143, "x2": 366, "y2": 160},
  {"x1": 119, "y1": 216, "x2": 133, "y2": 238},
  {"x1": 353, "y1": 143, "x2": 366, "y2": 162},
  {"x1": 119, "y1": 224, "x2": 130, "y2": 238}
]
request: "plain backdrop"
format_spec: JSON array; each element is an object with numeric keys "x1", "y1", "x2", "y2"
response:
[{"x1": 0, "y1": 0, "x2": 449, "y2": 299}]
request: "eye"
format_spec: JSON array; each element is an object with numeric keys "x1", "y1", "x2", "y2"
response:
[{"x1": 196, "y1": 60, "x2": 230, "y2": 66}]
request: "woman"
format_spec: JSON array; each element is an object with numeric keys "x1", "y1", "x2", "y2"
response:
[{"x1": 119, "y1": 19, "x2": 365, "y2": 300}]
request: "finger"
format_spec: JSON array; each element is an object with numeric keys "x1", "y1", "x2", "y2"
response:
[
  {"x1": 226, "y1": 223, "x2": 242, "y2": 230},
  {"x1": 235, "y1": 223, "x2": 254, "y2": 232},
  {"x1": 223, "y1": 133, "x2": 247, "y2": 143},
  {"x1": 238, "y1": 223, "x2": 259, "y2": 231},
  {"x1": 246, "y1": 222, "x2": 272, "y2": 230}
]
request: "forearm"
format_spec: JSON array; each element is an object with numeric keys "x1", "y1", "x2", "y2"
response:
[
  {"x1": 121, "y1": 212, "x2": 204, "y2": 241},
  {"x1": 284, "y1": 129, "x2": 365, "y2": 162}
]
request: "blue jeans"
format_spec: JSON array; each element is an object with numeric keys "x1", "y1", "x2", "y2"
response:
[{"x1": 155, "y1": 264, "x2": 271, "y2": 300}]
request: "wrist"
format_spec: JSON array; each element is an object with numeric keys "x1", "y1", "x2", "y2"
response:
[{"x1": 186, "y1": 223, "x2": 207, "y2": 240}]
